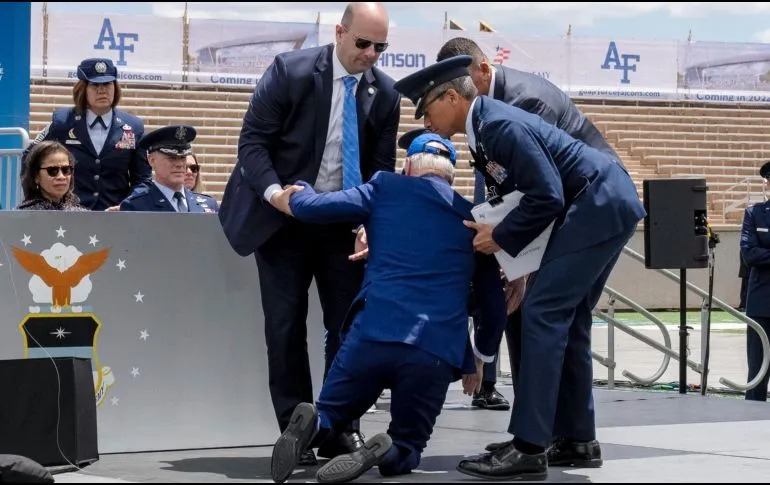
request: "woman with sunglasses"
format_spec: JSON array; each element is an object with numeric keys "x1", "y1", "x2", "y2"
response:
[
  {"x1": 184, "y1": 153, "x2": 218, "y2": 213},
  {"x1": 21, "y1": 57, "x2": 152, "y2": 211},
  {"x1": 17, "y1": 141, "x2": 88, "y2": 211}
]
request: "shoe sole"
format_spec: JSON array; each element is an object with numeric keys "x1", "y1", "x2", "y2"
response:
[
  {"x1": 271, "y1": 403, "x2": 318, "y2": 483},
  {"x1": 456, "y1": 464, "x2": 547, "y2": 481},
  {"x1": 549, "y1": 458, "x2": 603, "y2": 468},
  {"x1": 473, "y1": 403, "x2": 511, "y2": 411},
  {"x1": 316, "y1": 433, "x2": 392, "y2": 483}
]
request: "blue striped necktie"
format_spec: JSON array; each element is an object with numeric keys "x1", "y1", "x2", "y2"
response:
[{"x1": 342, "y1": 75, "x2": 362, "y2": 189}]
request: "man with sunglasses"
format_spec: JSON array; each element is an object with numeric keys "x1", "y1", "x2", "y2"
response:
[
  {"x1": 219, "y1": 1, "x2": 400, "y2": 465},
  {"x1": 394, "y1": 56, "x2": 645, "y2": 480},
  {"x1": 120, "y1": 125, "x2": 215, "y2": 213}
]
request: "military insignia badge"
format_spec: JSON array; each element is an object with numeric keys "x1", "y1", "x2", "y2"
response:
[
  {"x1": 175, "y1": 126, "x2": 187, "y2": 141},
  {"x1": 486, "y1": 161, "x2": 508, "y2": 185},
  {"x1": 94, "y1": 61, "x2": 108, "y2": 74},
  {"x1": 115, "y1": 124, "x2": 136, "y2": 150}
]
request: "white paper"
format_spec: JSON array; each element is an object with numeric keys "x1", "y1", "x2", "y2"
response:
[{"x1": 471, "y1": 191, "x2": 555, "y2": 281}]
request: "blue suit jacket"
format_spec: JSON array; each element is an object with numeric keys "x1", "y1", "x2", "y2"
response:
[
  {"x1": 219, "y1": 43, "x2": 402, "y2": 256},
  {"x1": 23, "y1": 107, "x2": 152, "y2": 211},
  {"x1": 288, "y1": 171, "x2": 507, "y2": 370},
  {"x1": 741, "y1": 200, "x2": 770, "y2": 318},
  {"x1": 119, "y1": 183, "x2": 211, "y2": 213},
  {"x1": 469, "y1": 96, "x2": 645, "y2": 260}
]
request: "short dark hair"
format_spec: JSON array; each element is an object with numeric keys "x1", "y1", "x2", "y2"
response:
[
  {"x1": 437, "y1": 37, "x2": 486, "y2": 66},
  {"x1": 72, "y1": 79, "x2": 122, "y2": 114},
  {"x1": 21, "y1": 141, "x2": 76, "y2": 201}
]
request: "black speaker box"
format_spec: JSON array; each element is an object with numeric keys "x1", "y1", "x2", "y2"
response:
[
  {"x1": 0, "y1": 357, "x2": 99, "y2": 467},
  {"x1": 643, "y1": 178, "x2": 709, "y2": 269}
]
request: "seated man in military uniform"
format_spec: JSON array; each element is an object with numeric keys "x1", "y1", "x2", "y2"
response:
[{"x1": 119, "y1": 125, "x2": 217, "y2": 213}]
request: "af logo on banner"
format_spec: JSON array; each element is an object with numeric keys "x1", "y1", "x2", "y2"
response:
[
  {"x1": 10, "y1": 227, "x2": 143, "y2": 407},
  {"x1": 601, "y1": 41, "x2": 641, "y2": 84},
  {"x1": 93, "y1": 17, "x2": 139, "y2": 67}
]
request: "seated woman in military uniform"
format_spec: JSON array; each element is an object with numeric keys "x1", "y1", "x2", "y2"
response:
[{"x1": 16, "y1": 141, "x2": 88, "y2": 211}]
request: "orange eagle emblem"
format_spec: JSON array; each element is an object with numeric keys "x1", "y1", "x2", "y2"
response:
[{"x1": 12, "y1": 246, "x2": 111, "y2": 307}]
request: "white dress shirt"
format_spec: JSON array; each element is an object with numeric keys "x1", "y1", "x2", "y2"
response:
[{"x1": 86, "y1": 109, "x2": 112, "y2": 154}]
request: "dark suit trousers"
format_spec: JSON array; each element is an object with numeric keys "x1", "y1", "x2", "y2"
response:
[
  {"x1": 255, "y1": 219, "x2": 364, "y2": 431},
  {"x1": 746, "y1": 316, "x2": 770, "y2": 401},
  {"x1": 481, "y1": 309, "x2": 522, "y2": 395}
]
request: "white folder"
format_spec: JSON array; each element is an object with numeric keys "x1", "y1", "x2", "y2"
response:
[{"x1": 470, "y1": 190, "x2": 555, "y2": 281}]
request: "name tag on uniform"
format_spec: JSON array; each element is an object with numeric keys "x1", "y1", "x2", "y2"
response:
[
  {"x1": 65, "y1": 140, "x2": 82, "y2": 145},
  {"x1": 758, "y1": 227, "x2": 768, "y2": 232}
]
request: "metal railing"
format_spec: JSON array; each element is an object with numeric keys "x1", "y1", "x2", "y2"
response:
[
  {"x1": 593, "y1": 245, "x2": 770, "y2": 394},
  {"x1": 720, "y1": 176, "x2": 765, "y2": 221},
  {"x1": 0, "y1": 127, "x2": 29, "y2": 210}
]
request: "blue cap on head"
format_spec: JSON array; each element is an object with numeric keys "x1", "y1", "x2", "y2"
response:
[
  {"x1": 761, "y1": 161, "x2": 770, "y2": 179},
  {"x1": 77, "y1": 58, "x2": 118, "y2": 83},
  {"x1": 398, "y1": 128, "x2": 429, "y2": 150},
  {"x1": 138, "y1": 125, "x2": 197, "y2": 156},
  {"x1": 407, "y1": 133, "x2": 457, "y2": 165},
  {"x1": 393, "y1": 55, "x2": 473, "y2": 119}
]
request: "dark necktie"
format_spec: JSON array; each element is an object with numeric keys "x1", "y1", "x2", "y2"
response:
[
  {"x1": 173, "y1": 192, "x2": 187, "y2": 212},
  {"x1": 341, "y1": 76, "x2": 362, "y2": 189},
  {"x1": 90, "y1": 115, "x2": 106, "y2": 129}
]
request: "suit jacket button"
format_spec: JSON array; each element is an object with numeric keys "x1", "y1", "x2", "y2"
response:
[
  {"x1": 93, "y1": 192, "x2": 99, "y2": 197},
  {"x1": 93, "y1": 174, "x2": 100, "y2": 180},
  {"x1": 95, "y1": 159, "x2": 101, "y2": 164}
]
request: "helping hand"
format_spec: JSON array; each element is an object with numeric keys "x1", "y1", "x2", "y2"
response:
[
  {"x1": 349, "y1": 227, "x2": 369, "y2": 261},
  {"x1": 270, "y1": 185, "x2": 305, "y2": 216},
  {"x1": 461, "y1": 357, "x2": 485, "y2": 396},
  {"x1": 463, "y1": 220, "x2": 501, "y2": 254}
]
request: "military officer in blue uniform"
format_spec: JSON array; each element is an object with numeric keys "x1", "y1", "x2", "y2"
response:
[
  {"x1": 267, "y1": 133, "x2": 508, "y2": 483},
  {"x1": 740, "y1": 161, "x2": 770, "y2": 402},
  {"x1": 120, "y1": 125, "x2": 216, "y2": 213},
  {"x1": 22, "y1": 58, "x2": 152, "y2": 211},
  {"x1": 393, "y1": 56, "x2": 646, "y2": 480}
]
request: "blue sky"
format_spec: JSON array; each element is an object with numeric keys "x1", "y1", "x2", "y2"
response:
[{"x1": 40, "y1": 2, "x2": 770, "y2": 44}]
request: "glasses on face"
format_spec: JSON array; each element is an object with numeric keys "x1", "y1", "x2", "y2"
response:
[
  {"x1": 342, "y1": 25, "x2": 389, "y2": 53},
  {"x1": 40, "y1": 165, "x2": 74, "y2": 177},
  {"x1": 422, "y1": 89, "x2": 448, "y2": 115},
  {"x1": 186, "y1": 164, "x2": 200, "y2": 174}
]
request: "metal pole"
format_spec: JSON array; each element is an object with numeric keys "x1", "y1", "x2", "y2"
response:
[{"x1": 679, "y1": 268, "x2": 688, "y2": 394}]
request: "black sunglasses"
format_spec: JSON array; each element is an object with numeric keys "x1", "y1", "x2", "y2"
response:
[
  {"x1": 40, "y1": 165, "x2": 73, "y2": 177},
  {"x1": 342, "y1": 25, "x2": 389, "y2": 53},
  {"x1": 186, "y1": 164, "x2": 200, "y2": 174}
]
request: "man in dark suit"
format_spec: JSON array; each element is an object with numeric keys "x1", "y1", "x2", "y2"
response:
[
  {"x1": 217, "y1": 2, "x2": 401, "y2": 464},
  {"x1": 22, "y1": 57, "x2": 151, "y2": 211},
  {"x1": 120, "y1": 125, "x2": 216, "y2": 213},
  {"x1": 394, "y1": 56, "x2": 645, "y2": 480},
  {"x1": 268, "y1": 133, "x2": 507, "y2": 483},
  {"x1": 740, "y1": 161, "x2": 770, "y2": 402},
  {"x1": 437, "y1": 37, "x2": 624, "y2": 414}
]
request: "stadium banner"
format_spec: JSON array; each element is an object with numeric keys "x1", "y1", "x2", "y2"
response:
[
  {"x1": 443, "y1": 31, "x2": 571, "y2": 89},
  {"x1": 678, "y1": 41, "x2": 770, "y2": 104},
  {"x1": 188, "y1": 19, "x2": 319, "y2": 87},
  {"x1": 567, "y1": 38, "x2": 679, "y2": 101},
  {"x1": 32, "y1": 12, "x2": 183, "y2": 82}
]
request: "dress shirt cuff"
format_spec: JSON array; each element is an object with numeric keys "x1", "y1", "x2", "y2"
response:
[
  {"x1": 263, "y1": 184, "x2": 282, "y2": 203},
  {"x1": 473, "y1": 344, "x2": 495, "y2": 364}
]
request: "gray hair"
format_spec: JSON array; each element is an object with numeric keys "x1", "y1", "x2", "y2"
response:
[
  {"x1": 429, "y1": 76, "x2": 477, "y2": 103},
  {"x1": 406, "y1": 151, "x2": 455, "y2": 184}
]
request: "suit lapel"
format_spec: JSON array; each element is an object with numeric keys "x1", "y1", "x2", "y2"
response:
[
  {"x1": 357, "y1": 69, "x2": 376, "y2": 142},
  {"x1": 493, "y1": 66, "x2": 506, "y2": 101},
  {"x1": 313, "y1": 46, "x2": 334, "y2": 168},
  {"x1": 75, "y1": 114, "x2": 98, "y2": 157},
  {"x1": 149, "y1": 184, "x2": 176, "y2": 212},
  {"x1": 101, "y1": 111, "x2": 126, "y2": 156},
  {"x1": 759, "y1": 201, "x2": 770, "y2": 228}
]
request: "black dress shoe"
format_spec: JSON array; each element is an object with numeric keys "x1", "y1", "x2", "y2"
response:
[
  {"x1": 316, "y1": 433, "x2": 392, "y2": 483},
  {"x1": 298, "y1": 449, "x2": 318, "y2": 466},
  {"x1": 485, "y1": 439, "x2": 513, "y2": 453},
  {"x1": 547, "y1": 438, "x2": 603, "y2": 468},
  {"x1": 317, "y1": 430, "x2": 365, "y2": 459},
  {"x1": 271, "y1": 403, "x2": 318, "y2": 483},
  {"x1": 457, "y1": 442, "x2": 547, "y2": 481},
  {"x1": 471, "y1": 387, "x2": 511, "y2": 410}
]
